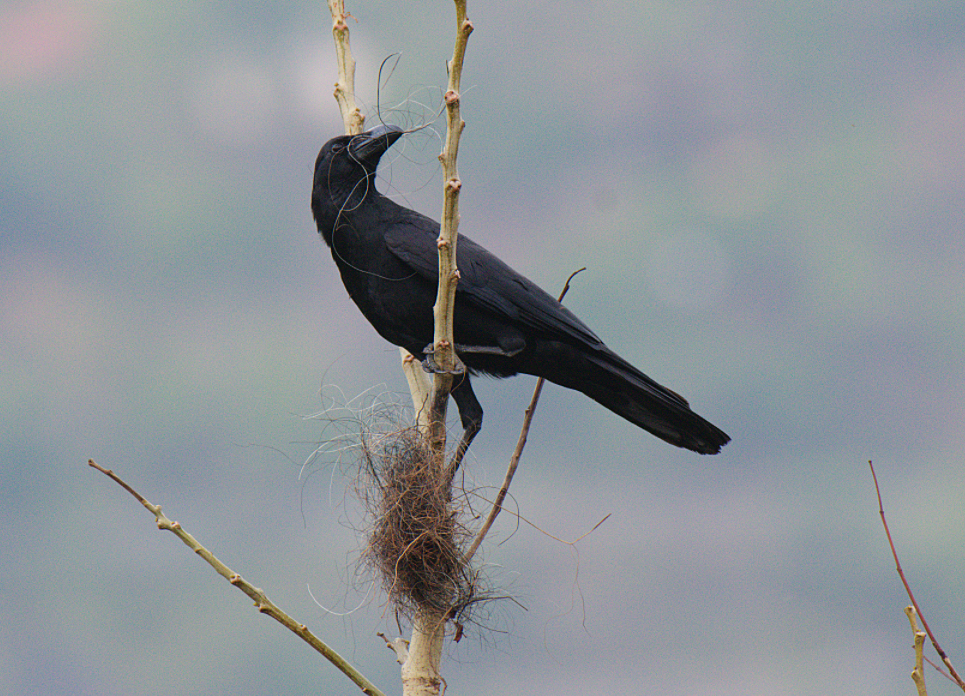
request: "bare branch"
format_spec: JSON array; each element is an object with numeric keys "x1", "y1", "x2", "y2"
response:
[
  {"x1": 869, "y1": 461, "x2": 965, "y2": 691},
  {"x1": 328, "y1": 1, "x2": 433, "y2": 429},
  {"x1": 431, "y1": 0, "x2": 473, "y2": 374},
  {"x1": 906, "y1": 606, "x2": 929, "y2": 696},
  {"x1": 378, "y1": 632, "x2": 410, "y2": 664},
  {"x1": 88, "y1": 460, "x2": 387, "y2": 696},
  {"x1": 327, "y1": 0, "x2": 365, "y2": 134},
  {"x1": 396, "y1": 5, "x2": 475, "y2": 695},
  {"x1": 425, "y1": 0, "x2": 474, "y2": 462},
  {"x1": 401, "y1": 349, "x2": 431, "y2": 434}
]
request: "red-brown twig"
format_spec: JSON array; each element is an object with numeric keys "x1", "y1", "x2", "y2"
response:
[{"x1": 869, "y1": 460, "x2": 965, "y2": 691}]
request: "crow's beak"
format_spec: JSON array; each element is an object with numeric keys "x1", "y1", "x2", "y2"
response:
[
  {"x1": 351, "y1": 124, "x2": 404, "y2": 161},
  {"x1": 367, "y1": 124, "x2": 404, "y2": 142}
]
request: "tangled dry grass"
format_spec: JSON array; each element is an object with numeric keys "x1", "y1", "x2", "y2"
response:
[{"x1": 357, "y1": 425, "x2": 482, "y2": 626}]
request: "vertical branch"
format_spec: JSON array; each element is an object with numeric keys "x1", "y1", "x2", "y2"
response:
[
  {"x1": 427, "y1": 0, "x2": 474, "y2": 461},
  {"x1": 327, "y1": 0, "x2": 365, "y2": 135},
  {"x1": 404, "y1": 4, "x2": 473, "y2": 696},
  {"x1": 326, "y1": 1, "x2": 430, "y2": 422},
  {"x1": 400, "y1": 619, "x2": 445, "y2": 696}
]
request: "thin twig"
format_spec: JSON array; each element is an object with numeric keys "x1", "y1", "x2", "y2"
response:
[
  {"x1": 463, "y1": 374, "x2": 542, "y2": 563},
  {"x1": 924, "y1": 656, "x2": 959, "y2": 686},
  {"x1": 464, "y1": 269, "x2": 586, "y2": 563},
  {"x1": 869, "y1": 460, "x2": 965, "y2": 691},
  {"x1": 88, "y1": 460, "x2": 387, "y2": 696}
]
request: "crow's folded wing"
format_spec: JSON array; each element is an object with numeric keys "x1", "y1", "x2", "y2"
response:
[{"x1": 383, "y1": 208, "x2": 603, "y2": 348}]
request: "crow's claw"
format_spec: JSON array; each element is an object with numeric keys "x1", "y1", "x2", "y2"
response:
[{"x1": 421, "y1": 344, "x2": 466, "y2": 375}]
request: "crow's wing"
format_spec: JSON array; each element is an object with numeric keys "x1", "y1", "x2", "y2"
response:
[{"x1": 382, "y1": 206, "x2": 603, "y2": 348}]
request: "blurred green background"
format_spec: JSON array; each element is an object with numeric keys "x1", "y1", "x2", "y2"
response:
[{"x1": 3, "y1": 1, "x2": 964, "y2": 694}]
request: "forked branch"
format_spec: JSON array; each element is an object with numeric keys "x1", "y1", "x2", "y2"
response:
[{"x1": 869, "y1": 461, "x2": 965, "y2": 691}]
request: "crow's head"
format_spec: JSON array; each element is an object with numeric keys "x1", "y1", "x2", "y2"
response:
[{"x1": 312, "y1": 125, "x2": 403, "y2": 214}]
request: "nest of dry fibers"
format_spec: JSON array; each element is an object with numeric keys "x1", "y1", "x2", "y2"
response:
[{"x1": 359, "y1": 426, "x2": 478, "y2": 623}]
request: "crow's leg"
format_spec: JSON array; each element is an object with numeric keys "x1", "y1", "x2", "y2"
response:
[{"x1": 447, "y1": 375, "x2": 483, "y2": 482}]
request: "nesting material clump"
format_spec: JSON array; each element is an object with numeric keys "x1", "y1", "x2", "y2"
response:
[{"x1": 360, "y1": 427, "x2": 477, "y2": 621}]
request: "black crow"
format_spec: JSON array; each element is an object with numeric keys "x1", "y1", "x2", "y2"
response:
[{"x1": 311, "y1": 125, "x2": 730, "y2": 458}]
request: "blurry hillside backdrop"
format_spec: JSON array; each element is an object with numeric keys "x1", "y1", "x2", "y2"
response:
[{"x1": 3, "y1": 2, "x2": 965, "y2": 695}]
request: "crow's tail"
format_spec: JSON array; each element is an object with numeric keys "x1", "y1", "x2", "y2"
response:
[{"x1": 540, "y1": 344, "x2": 730, "y2": 455}]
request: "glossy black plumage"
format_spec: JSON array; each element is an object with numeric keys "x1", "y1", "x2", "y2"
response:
[{"x1": 311, "y1": 125, "x2": 730, "y2": 455}]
